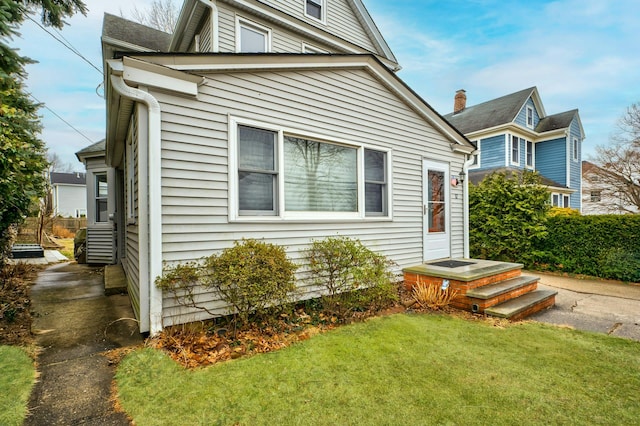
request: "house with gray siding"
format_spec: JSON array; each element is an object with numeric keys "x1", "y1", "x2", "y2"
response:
[
  {"x1": 101, "y1": 0, "x2": 475, "y2": 334},
  {"x1": 49, "y1": 172, "x2": 86, "y2": 218},
  {"x1": 445, "y1": 87, "x2": 584, "y2": 210}
]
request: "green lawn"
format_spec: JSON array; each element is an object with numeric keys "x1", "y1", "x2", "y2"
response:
[
  {"x1": 116, "y1": 314, "x2": 640, "y2": 425},
  {"x1": 0, "y1": 346, "x2": 36, "y2": 426}
]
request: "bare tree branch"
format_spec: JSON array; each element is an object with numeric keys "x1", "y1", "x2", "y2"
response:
[{"x1": 126, "y1": 0, "x2": 179, "y2": 33}]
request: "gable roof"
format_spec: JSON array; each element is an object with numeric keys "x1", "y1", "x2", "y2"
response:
[
  {"x1": 444, "y1": 87, "x2": 537, "y2": 135},
  {"x1": 75, "y1": 139, "x2": 106, "y2": 162},
  {"x1": 50, "y1": 172, "x2": 86, "y2": 186}
]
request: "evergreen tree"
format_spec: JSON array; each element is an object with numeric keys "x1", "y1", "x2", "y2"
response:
[{"x1": 0, "y1": 0, "x2": 86, "y2": 262}]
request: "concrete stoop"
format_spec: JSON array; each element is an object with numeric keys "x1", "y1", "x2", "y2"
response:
[{"x1": 403, "y1": 259, "x2": 557, "y2": 320}]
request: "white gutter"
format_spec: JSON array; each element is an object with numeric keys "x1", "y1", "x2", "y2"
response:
[
  {"x1": 462, "y1": 154, "x2": 476, "y2": 259},
  {"x1": 110, "y1": 74, "x2": 164, "y2": 336},
  {"x1": 199, "y1": 0, "x2": 219, "y2": 52}
]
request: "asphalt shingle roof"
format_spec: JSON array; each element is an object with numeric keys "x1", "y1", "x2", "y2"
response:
[
  {"x1": 102, "y1": 13, "x2": 172, "y2": 52},
  {"x1": 444, "y1": 87, "x2": 536, "y2": 134},
  {"x1": 50, "y1": 172, "x2": 86, "y2": 185},
  {"x1": 535, "y1": 109, "x2": 578, "y2": 133}
]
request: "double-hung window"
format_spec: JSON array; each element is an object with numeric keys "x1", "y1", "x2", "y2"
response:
[
  {"x1": 95, "y1": 173, "x2": 108, "y2": 223},
  {"x1": 232, "y1": 119, "x2": 390, "y2": 220},
  {"x1": 510, "y1": 135, "x2": 520, "y2": 165},
  {"x1": 526, "y1": 106, "x2": 534, "y2": 128},
  {"x1": 237, "y1": 18, "x2": 270, "y2": 53},
  {"x1": 238, "y1": 126, "x2": 278, "y2": 215},
  {"x1": 526, "y1": 140, "x2": 533, "y2": 168}
]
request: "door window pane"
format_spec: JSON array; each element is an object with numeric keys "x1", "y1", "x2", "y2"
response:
[
  {"x1": 428, "y1": 170, "x2": 445, "y2": 232},
  {"x1": 284, "y1": 136, "x2": 357, "y2": 212}
]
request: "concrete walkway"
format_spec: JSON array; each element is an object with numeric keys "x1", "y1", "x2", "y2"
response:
[
  {"x1": 526, "y1": 271, "x2": 640, "y2": 341},
  {"x1": 26, "y1": 262, "x2": 142, "y2": 425}
]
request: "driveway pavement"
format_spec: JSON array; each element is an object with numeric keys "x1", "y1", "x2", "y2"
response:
[
  {"x1": 25, "y1": 262, "x2": 142, "y2": 425},
  {"x1": 526, "y1": 271, "x2": 640, "y2": 341}
]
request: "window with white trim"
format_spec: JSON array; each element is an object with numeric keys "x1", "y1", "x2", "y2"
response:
[
  {"x1": 95, "y1": 173, "x2": 108, "y2": 223},
  {"x1": 303, "y1": 43, "x2": 328, "y2": 54},
  {"x1": 572, "y1": 137, "x2": 579, "y2": 161},
  {"x1": 469, "y1": 140, "x2": 480, "y2": 169},
  {"x1": 232, "y1": 119, "x2": 390, "y2": 220},
  {"x1": 526, "y1": 140, "x2": 533, "y2": 168},
  {"x1": 526, "y1": 106, "x2": 534, "y2": 128},
  {"x1": 510, "y1": 135, "x2": 520, "y2": 165},
  {"x1": 563, "y1": 195, "x2": 570, "y2": 208},
  {"x1": 590, "y1": 190, "x2": 602, "y2": 202},
  {"x1": 551, "y1": 193, "x2": 560, "y2": 207},
  {"x1": 305, "y1": 0, "x2": 325, "y2": 22},
  {"x1": 237, "y1": 18, "x2": 271, "y2": 53}
]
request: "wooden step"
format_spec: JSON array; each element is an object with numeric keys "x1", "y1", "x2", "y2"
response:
[
  {"x1": 484, "y1": 290, "x2": 557, "y2": 321},
  {"x1": 466, "y1": 275, "x2": 539, "y2": 299}
]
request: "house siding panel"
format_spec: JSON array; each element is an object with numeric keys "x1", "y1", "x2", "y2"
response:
[
  {"x1": 535, "y1": 137, "x2": 567, "y2": 186},
  {"x1": 267, "y1": 0, "x2": 378, "y2": 52},
  {"x1": 216, "y1": 2, "x2": 369, "y2": 54},
  {"x1": 151, "y1": 67, "x2": 465, "y2": 326},
  {"x1": 478, "y1": 135, "x2": 506, "y2": 169},
  {"x1": 514, "y1": 97, "x2": 539, "y2": 129}
]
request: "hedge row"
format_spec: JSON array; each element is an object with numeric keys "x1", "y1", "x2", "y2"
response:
[{"x1": 532, "y1": 215, "x2": 640, "y2": 282}]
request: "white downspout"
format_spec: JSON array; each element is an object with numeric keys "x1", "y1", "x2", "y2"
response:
[
  {"x1": 110, "y1": 75, "x2": 164, "y2": 336},
  {"x1": 462, "y1": 154, "x2": 476, "y2": 259},
  {"x1": 199, "y1": 0, "x2": 219, "y2": 52}
]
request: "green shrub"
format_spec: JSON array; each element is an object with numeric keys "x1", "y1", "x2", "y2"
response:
[
  {"x1": 534, "y1": 215, "x2": 640, "y2": 281},
  {"x1": 156, "y1": 239, "x2": 298, "y2": 327},
  {"x1": 469, "y1": 170, "x2": 550, "y2": 265},
  {"x1": 305, "y1": 236, "x2": 397, "y2": 317},
  {"x1": 201, "y1": 239, "x2": 298, "y2": 326}
]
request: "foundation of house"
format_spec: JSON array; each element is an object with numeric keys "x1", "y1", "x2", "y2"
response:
[{"x1": 403, "y1": 259, "x2": 556, "y2": 320}]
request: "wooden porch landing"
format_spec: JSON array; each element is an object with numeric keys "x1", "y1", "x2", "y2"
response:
[{"x1": 403, "y1": 259, "x2": 556, "y2": 320}]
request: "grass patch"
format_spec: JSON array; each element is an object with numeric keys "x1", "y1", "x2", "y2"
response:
[
  {"x1": 0, "y1": 346, "x2": 36, "y2": 426},
  {"x1": 55, "y1": 238, "x2": 74, "y2": 260},
  {"x1": 116, "y1": 314, "x2": 640, "y2": 425}
]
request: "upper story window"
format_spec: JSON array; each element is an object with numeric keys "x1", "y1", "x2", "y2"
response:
[
  {"x1": 469, "y1": 140, "x2": 480, "y2": 169},
  {"x1": 526, "y1": 106, "x2": 534, "y2": 129},
  {"x1": 526, "y1": 140, "x2": 533, "y2": 168},
  {"x1": 510, "y1": 135, "x2": 520, "y2": 165},
  {"x1": 305, "y1": 0, "x2": 326, "y2": 23},
  {"x1": 237, "y1": 18, "x2": 271, "y2": 53},
  {"x1": 572, "y1": 137, "x2": 579, "y2": 161},
  {"x1": 231, "y1": 118, "x2": 391, "y2": 221},
  {"x1": 590, "y1": 190, "x2": 602, "y2": 203}
]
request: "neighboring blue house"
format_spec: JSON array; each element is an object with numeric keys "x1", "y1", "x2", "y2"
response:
[{"x1": 444, "y1": 87, "x2": 584, "y2": 210}]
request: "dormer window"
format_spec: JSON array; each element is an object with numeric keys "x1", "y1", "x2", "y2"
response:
[
  {"x1": 526, "y1": 106, "x2": 534, "y2": 128},
  {"x1": 305, "y1": 0, "x2": 325, "y2": 22}
]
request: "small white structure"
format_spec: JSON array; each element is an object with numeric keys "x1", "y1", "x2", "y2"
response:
[{"x1": 49, "y1": 172, "x2": 86, "y2": 218}]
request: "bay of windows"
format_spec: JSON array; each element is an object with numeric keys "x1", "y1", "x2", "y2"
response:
[{"x1": 235, "y1": 123, "x2": 389, "y2": 219}]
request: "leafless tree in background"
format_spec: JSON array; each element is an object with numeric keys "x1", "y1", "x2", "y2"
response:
[
  {"x1": 589, "y1": 103, "x2": 640, "y2": 213},
  {"x1": 127, "y1": 0, "x2": 179, "y2": 33}
]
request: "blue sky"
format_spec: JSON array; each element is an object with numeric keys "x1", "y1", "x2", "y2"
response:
[{"x1": 14, "y1": 0, "x2": 640, "y2": 171}]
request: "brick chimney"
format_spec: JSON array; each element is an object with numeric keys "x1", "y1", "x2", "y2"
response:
[{"x1": 454, "y1": 89, "x2": 467, "y2": 114}]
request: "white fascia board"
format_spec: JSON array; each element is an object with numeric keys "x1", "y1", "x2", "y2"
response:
[{"x1": 122, "y1": 57, "x2": 204, "y2": 97}]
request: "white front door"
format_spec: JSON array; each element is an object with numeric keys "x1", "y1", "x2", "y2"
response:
[{"x1": 423, "y1": 159, "x2": 450, "y2": 261}]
